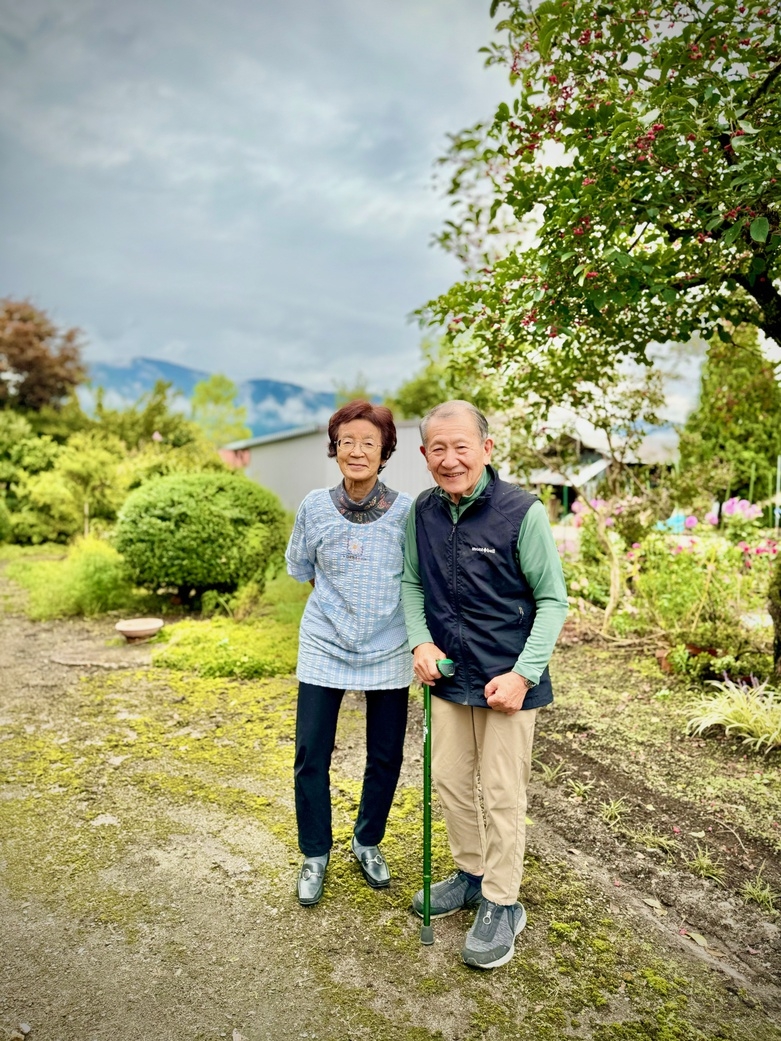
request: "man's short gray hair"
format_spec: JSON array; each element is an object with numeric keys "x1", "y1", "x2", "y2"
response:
[{"x1": 419, "y1": 400, "x2": 489, "y2": 446}]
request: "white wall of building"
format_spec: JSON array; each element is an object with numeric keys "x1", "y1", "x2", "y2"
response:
[{"x1": 240, "y1": 421, "x2": 434, "y2": 513}]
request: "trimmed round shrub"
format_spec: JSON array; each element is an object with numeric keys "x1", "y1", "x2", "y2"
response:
[{"x1": 114, "y1": 473, "x2": 286, "y2": 598}]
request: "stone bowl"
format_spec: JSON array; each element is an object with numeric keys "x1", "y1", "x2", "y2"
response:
[{"x1": 115, "y1": 617, "x2": 164, "y2": 642}]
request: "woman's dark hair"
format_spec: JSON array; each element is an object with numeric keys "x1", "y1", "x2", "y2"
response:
[{"x1": 327, "y1": 400, "x2": 397, "y2": 465}]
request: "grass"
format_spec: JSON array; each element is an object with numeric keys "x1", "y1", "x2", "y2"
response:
[
  {"x1": 536, "y1": 759, "x2": 566, "y2": 784},
  {"x1": 1, "y1": 655, "x2": 778, "y2": 1040},
  {"x1": 0, "y1": 541, "x2": 65, "y2": 561},
  {"x1": 629, "y1": 830, "x2": 679, "y2": 856},
  {"x1": 258, "y1": 569, "x2": 311, "y2": 625},
  {"x1": 2, "y1": 567, "x2": 781, "y2": 1038},
  {"x1": 687, "y1": 677, "x2": 781, "y2": 754},
  {"x1": 599, "y1": 797, "x2": 628, "y2": 829},
  {"x1": 740, "y1": 864, "x2": 779, "y2": 915},
  {"x1": 542, "y1": 641, "x2": 781, "y2": 857},
  {"x1": 5, "y1": 535, "x2": 135, "y2": 619},
  {"x1": 567, "y1": 778, "x2": 595, "y2": 800},
  {"x1": 152, "y1": 615, "x2": 298, "y2": 678},
  {"x1": 685, "y1": 844, "x2": 726, "y2": 886}
]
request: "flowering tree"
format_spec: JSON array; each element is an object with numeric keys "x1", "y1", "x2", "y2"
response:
[{"x1": 423, "y1": 0, "x2": 781, "y2": 408}]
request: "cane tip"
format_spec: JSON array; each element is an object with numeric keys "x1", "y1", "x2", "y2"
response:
[{"x1": 420, "y1": 924, "x2": 434, "y2": 945}]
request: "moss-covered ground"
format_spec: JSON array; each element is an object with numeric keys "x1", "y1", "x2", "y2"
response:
[{"x1": 0, "y1": 563, "x2": 780, "y2": 1040}]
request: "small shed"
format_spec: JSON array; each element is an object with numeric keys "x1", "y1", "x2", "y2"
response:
[{"x1": 221, "y1": 421, "x2": 435, "y2": 512}]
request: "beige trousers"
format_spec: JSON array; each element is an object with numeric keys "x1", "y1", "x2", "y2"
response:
[{"x1": 431, "y1": 697, "x2": 537, "y2": 905}]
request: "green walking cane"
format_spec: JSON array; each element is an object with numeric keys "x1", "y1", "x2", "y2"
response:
[{"x1": 420, "y1": 657, "x2": 455, "y2": 946}]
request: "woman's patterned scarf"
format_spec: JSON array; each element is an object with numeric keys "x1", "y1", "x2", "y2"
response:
[{"x1": 330, "y1": 480, "x2": 398, "y2": 523}]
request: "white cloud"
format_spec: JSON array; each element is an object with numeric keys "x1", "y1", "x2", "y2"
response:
[{"x1": 0, "y1": 0, "x2": 509, "y2": 392}]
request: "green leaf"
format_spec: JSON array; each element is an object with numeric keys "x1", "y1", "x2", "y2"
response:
[
  {"x1": 723, "y1": 220, "x2": 745, "y2": 246},
  {"x1": 750, "y1": 216, "x2": 769, "y2": 243},
  {"x1": 538, "y1": 19, "x2": 558, "y2": 59},
  {"x1": 496, "y1": 102, "x2": 511, "y2": 123},
  {"x1": 706, "y1": 215, "x2": 723, "y2": 231},
  {"x1": 661, "y1": 288, "x2": 677, "y2": 305}
]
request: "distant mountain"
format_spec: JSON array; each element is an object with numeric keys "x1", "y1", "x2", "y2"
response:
[
  {"x1": 88, "y1": 358, "x2": 211, "y2": 401},
  {"x1": 83, "y1": 357, "x2": 337, "y2": 438}
]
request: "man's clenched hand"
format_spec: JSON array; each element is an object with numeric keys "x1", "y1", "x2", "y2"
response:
[{"x1": 484, "y1": 672, "x2": 531, "y2": 715}]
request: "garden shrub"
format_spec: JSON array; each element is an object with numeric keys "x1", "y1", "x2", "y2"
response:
[
  {"x1": 770, "y1": 554, "x2": 781, "y2": 678},
  {"x1": 627, "y1": 534, "x2": 758, "y2": 647},
  {"x1": 6, "y1": 536, "x2": 133, "y2": 619},
  {"x1": 668, "y1": 645, "x2": 774, "y2": 685},
  {"x1": 114, "y1": 472, "x2": 286, "y2": 600},
  {"x1": 0, "y1": 498, "x2": 10, "y2": 543},
  {"x1": 152, "y1": 616, "x2": 298, "y2": 678}
]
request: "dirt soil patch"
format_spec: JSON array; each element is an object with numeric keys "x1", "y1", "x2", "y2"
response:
[{"x1": 1, "y1": 569, "x2": 780, "y2": 1041}]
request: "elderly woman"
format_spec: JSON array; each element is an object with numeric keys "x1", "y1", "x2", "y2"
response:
[{"x1": 285, "y1": 400, "x2": 413, "y2": 906}]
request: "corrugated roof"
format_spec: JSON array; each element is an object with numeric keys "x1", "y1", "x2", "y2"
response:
[{"x1": 523, "y1": 457, "x2": 611, "y2": 488}]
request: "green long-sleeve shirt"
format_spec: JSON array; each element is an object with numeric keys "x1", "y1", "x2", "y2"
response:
[{"x1": 401, "y1": 468, "x2": 569, "y2": 686}]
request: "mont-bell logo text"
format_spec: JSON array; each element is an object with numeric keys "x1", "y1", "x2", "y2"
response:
[{"x1": 471, "y1": 546, "x2": 496, "y2": 554}]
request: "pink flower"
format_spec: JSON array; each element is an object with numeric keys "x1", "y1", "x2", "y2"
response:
[
  {"x1": 632, "y1": 542, "x2": 641, "y2": 549},
  {"x1": 705, "y1": 512, "x2": 718, "y2": 525},
  {"x1": 723, "y1": 497, "x2": 738, "y2": 516},
  {"x1": 605, "y1": 517, "x2": 615, "y2": 527},
  {"x1": 684, "y1": 515, "x2": 698, "y2": 529}
]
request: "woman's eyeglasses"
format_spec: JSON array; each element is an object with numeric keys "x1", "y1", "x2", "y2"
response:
[{"x1": 336, "y1": 438, "x2": 380, "y2": 453}]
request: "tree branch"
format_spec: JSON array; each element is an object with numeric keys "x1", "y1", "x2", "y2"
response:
[
  {"x1": 732, "y1": 272, "x2": 781, "y2": 348},
  {"x1": 663, "y1": 223, "x2": 696, "y2": 243},
  {"x1": 746, "y1": 61, "x2": 781, "y2": 110}
]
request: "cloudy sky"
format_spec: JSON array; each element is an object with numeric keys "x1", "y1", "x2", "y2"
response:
[{"x1": 0, "y1": 0, "x2": 513, "y2": 395}]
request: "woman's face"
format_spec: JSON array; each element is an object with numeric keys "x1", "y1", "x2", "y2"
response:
[{"x1": 334, "y1": 418, "x2": 384, "y2": 486}]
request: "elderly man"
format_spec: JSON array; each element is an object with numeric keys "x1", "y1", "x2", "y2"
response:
[{"x1": 402, "y1": 400, "x2": 568, "y2": 969}]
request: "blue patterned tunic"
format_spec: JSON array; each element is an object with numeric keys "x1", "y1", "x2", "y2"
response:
[{"x1": 286, "y1": 487, "x2": 414, "y2": 690}]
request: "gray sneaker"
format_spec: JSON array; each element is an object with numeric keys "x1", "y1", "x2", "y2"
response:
[
  {"x1": 411, "y1": 870, "x2": 483, "y2": 919},
  {"x1": 462, "y1": 898, "x2": 527, "y2": 969}
]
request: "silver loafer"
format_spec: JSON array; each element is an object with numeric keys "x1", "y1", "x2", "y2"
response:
[
  {"x1": 297, "y1": 855, "x2": 328, "y2": 906},
  {"x1": 351, "y1": 836, "x2": 391, "y2": 889}
]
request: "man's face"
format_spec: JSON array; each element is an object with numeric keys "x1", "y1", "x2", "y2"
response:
[{"x1": 421, "y1": 413, "x2": 493, "y2": 503}]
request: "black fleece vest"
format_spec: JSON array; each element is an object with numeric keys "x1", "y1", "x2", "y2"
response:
[{"x1": 415, "y1": 467, "x2": 553, "y2": 709}]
